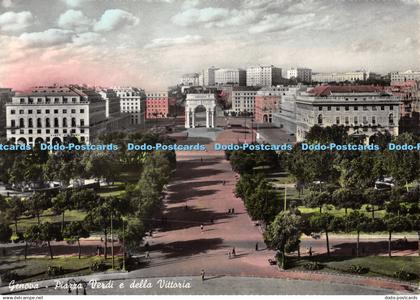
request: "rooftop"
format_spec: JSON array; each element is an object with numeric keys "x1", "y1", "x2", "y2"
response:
[{"x1": 308, "y1": 85, "x2": 384, "y2": 96}]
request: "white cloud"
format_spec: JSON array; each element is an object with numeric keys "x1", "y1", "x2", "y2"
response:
[
  {"x1": 144, "y1": 34, "x2": 203, "y2": 48},
  {"x1": 248, "y1": 13, "x2": 315, "y2": 34},
  {"x1": 60, "y1": 0, "x2": 83, "y2": 8},
  {"x1": 19, "y1": 28, "x2": 74, "y2": 47},
  {"x1": 94, "y1": 9, "x2": 140, "y2": 32},
  {"x1": 1, "y1": 0, "x2": 13, "y2": 8},
  {"x1": 181, "y1": 0, "x2": 200, "y2": 9},
  {"x1": 73, "y1": 32, "x2": 105, "y2": 45},
  {"x1": 58, "y1": 9, "x2": 93, "y2": 32},
  {"x1": 0, "y1": 11, "x2": 33, "y2": 33},
  {"x1": 171, "y1": 7, "x2": 229, "y2": 26}
]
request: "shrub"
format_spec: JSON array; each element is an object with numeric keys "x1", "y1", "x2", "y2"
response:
[
  {"x1": 46, "y1": 266, "x2": 65, "y2": 276},
  {"x1": 1, "y1": 271, "x2": 20, "y2": 283},
  {"x1": 90, "y1": 260, "x2": 107, "y2": 272},
  {"x1": 11, "y1": 232, "x2": 24, "y2": 243},
  {"x1": 394, "y1": 270, "x2": 418, "y2": 281},
  {"x1": 346, "y1": 264, "x2": 369, "y2": 274},
  {"x1": 303, "y1": 262, "x2": 324, "y2": 271}
]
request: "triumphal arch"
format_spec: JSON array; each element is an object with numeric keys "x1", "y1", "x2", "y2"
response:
[{"x1": 185, "y1": 94, "x2": 216, "y2": 128}]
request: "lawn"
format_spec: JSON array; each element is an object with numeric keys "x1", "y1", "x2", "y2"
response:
[
  {"x1": 291, "y1": 256, "x2": 420, "y2": 282},
  {"x1": 15, "y1": 210, "x2": 87, "y2": 233},
  {"x1": 0, "y1": 256, "x2": 124, "y2": 284}
]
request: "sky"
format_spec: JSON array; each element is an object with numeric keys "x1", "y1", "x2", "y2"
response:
[{"x1": 0, "y1": 0, "x2": 419, "y2": 90}]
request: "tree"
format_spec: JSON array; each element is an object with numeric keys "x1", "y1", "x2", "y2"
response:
[
  {"x1": 383, "y1": 215, "x2": 411, "y2": 257},
  {"x1": 64, "y1": 221, "x2": 90, "y2": 259},
  {"x1": 52, "y1": 190, "x2": 73, "y2": 232},
  {"x1": 245, "y1": 180, "x2": 280, "y2": 223},
  {"x1": 39, "y1": 222, "x2": 62, "y2": 259},
  {"x1": 331, "y1": 188, "x2": 363, "y2": 215},
  {"x1": 6, "y1": 196, "x2": 24, "y2": 234},
  {"x1": 27, "y1": 192, "x2": 52, "y2": 225},
  {"x1": 344, "y1": 211, "x2": 370, "y2": 256},
  {"x1": 229, "y1": 151, "x2": 256, "y2": 174},
  {"x1": 363, "y1": 188, "x2": 388, "y2": 219},
  {"x1": 303, "y1": 191, "x2": 330, "y2": 213},
  {"x1": 23, "y1": 224, "x2": 41, "y2": 260},
  {"x1": 309, "y1": 213, "x2": 337, "y2": 256},
  {"x1": 409, "y1": 214, "x2": 420, "y2": 256},
  {"x1": 0, "y1": 222, "x2": 12, "y2": 256},
  {"x1": 120, "y1": 219, "x2": 146, "y2": 252},
  {"x1": 385, "y1": 133, "x2": 419, "y2": 189},
  {"x1": 83, "y1": 151, "x2": 122, "y2": 185},
  {"x1": 265, "y1": 211, "x2": 302, "y2": 269}
]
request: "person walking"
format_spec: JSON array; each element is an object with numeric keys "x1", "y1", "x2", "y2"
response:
[
  {"x1": 201, "y1": 269, "x2": 205, "y2": 281},
  {"x1": 232, "y1": 208, "x2": 235, "y2": 214},
  {"x1": 308, "y1": 246, "x2": 312, "y2": 257},
  {"x1": 200, "y1": 224, "x2": 204, "y2": 232},
  {"x1": 232, "y1": 247, "x2": 236, "y2": 256},
  {"x1": 255, "y1": 242, "x2": 258, "y2": 251},
  {"x1": 145, "y1": 251, "x2": 150, "y2": 259}
]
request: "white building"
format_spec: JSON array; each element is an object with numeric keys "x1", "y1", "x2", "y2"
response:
[
  {"x1": 113, "y1": 87, "x2": 146, "y2": 125},
  {"x1": 180, "y1": 73, "x2": 200, "y2": 86},
  {"x1": 295, "y1": 85, "x2": 400, "y2": 143},
  {"x1": 390, "y1": 70, "x2": 420, "y2": 82},
  {"x1": 272, "y1": 85, "x2": 309, "y2": 134},
  {"x1": 312, "y1": 71, "x2": 367, "y2": 83},
  {"x1": 214, "y1": 68, "x2": 246, "y2": 86},
  {"x1": 0, "y1": 88, "x2": 14, "y2": 137},
  {"x1": 202, "y1": 66, "x2": 219, "y2": 86},
  {"x1": 231, "y1": 87, "x2": 260, "y2": 115},
  {"x1": 246, "y1": 65, "x2": 282, "y2": 87},
  {"x1": 6, "y1": 86, "x2": 128, "y2": 145},
  {"x1": 286, "y1": 68, "x2": 312, "y2": 82}
]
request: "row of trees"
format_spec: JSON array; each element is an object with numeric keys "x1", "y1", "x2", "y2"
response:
[
  {"x1": 0, "y1": 132, "x2": 176, "y2": 262},
  {"x1": 265, "y1": 210, "x2": 419, "y2": 269},
  {"x1": 0, "y1": 132, "x2": 176, "y2": 189}
]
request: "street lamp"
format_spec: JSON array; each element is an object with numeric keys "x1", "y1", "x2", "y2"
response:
[{"x1": 122, "y1": 217, "x2": 127, "y2": 272}]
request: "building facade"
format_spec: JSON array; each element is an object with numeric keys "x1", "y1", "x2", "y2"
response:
[
  {"x1": 180, "y1": 73, "x2": 200, "y2": 86},
  {"x1": 255, "y1": 86, "x2": 288, "y2": 123},
  {"x1": 295, "y1": 85, "x2": 400, "y2": 143},
  {"x1": 231, "y1": 87, "x2": 260, "y2": 115},
  {"x1": 286, "y1": 68, "x2": 312, "y2": 83},
  {"x1": 6, "y1": 86, "x2": 114, "y2": 145},
  {"x1": 146, "y1": 91, "x2": 170, "y2": 119},
  {"x1": 214, "y1": 68, "x2": 246, "y2": 86},
  {"x1": 0, "y1": 88, "x2": 14, "y2": 137},
  {"x1": 113, "y1": 87, "x2": 146, "y2": 125},
  {"x1": 246, "y1": 65, "x2": 282, "y2": 87},
  {"x1": 312, "y1": 71, "x2": 367, "y2": 83},
  {"x1": 390, "y1": 70, "x2": 420, "y2": 82},
  {"x1": 202, "y1": 67, "x2": 219, "y2": 86},
  {"x1": 272, "y1": 85, "x2": 308, "y2": 134}
]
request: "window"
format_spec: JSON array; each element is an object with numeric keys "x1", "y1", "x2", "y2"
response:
[
  {"x1": 336, "y1": 117, "x2": 340, "y2": 124},
  {"x1": 317, "y1": 114, "x2": 323, "y2": 125},
  {"x1": 37, "y1": 118, "x2": 42, "y2": 127},
  {"x1": 28, "y1": 118, "x2": 33, "y2": 128},
  {"x1": 62, "y1": 118, "x2": 67, "y2": 127},
  {"x1": 363, "y1": 116, "x2": 368, "y2": 124},
  {"x1": 46, "y1": 129, "x2": 50, "y2": 134},
  {"x1": 37, "y1": 129, "x2": 41, "y2": 134},
  {"x1": 381, "y1": 106, "x2": 385, "y2": 110},
  {"x1": 45, "y1": 118, "x2": 50, "y2": 128},
  {"x1": 54, "y1": 109, "x2": 58, "y2": 114},
  {"x1": 345, "y1": 106, "x2": 349, "y2": 111},
  {"x1": 19, "y1": 110, "x2": 24, "y2": 114},
  {"x1": 390, "y1": 105, "x2": 394, "y2": 110},
  {"x1": 11, "y1": 120, "x2": 15, "y2": 127},
  {"x1": 62, "y1": 109, "x2": 67, "y2": 114},
  {"x1": 318, "y1": 106, "x2": 322, "y2": 111},
  {"x1": 363, "y1": 106, "x2": 368, "y2": 111},
  {"x1": 354, "y1": 106, "x2": 358, "y2": 111},
  {"x1": 372, "y1": 116, "x2": 376, "y2": 125},
  {"x1": 19, "y1": 118, "x2": 24, "y2": 127},
  {"x1": 354, "y1": 116, "x2": 358, "y2": 125},
  {"x1": 327, "y1": 106, "x2": 331, "y2": 111},
  {"x1": 71, "y1": 109, "x2": 76, "y2": 114},
  {"x1": 54, "y1": 118, "x2": 59, "y2": 127},
  {"x1": 28, "y1": 110, "x2": 33, "y2": 114},
  {"x1": 11, "y1": 110, "x2": 15, "y2": 115},
  {"x1": 345, "y1": 117, "x2": 349, "y2": 124},
  {"x1": 372, "y1": 106, "x2": 377, "y2": 111},
  {"x1": 389, "y1": 113, "x2": 394, "y2": 125}
]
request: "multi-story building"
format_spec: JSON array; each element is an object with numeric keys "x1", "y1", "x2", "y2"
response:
[
  {"x1": 180, "y1": 73, "x2": 200, "y2": 86},
  {"x1": 272, "y1": 85, "x2": 309, "y2": 134},
  {"x1": 146, "y1": 91, "x2": 171, "y2": 119},
  {"x1": 286, "y1": 68, "x2": 312, "y2": 83},
  {"x1": 246, "y1": 65, "x2": 282, "y2": 87},
  {"x1": 214, "y1": 68, "x2": 246, "y2": 86},
  {"x1": 312, "y1": 71, "x2": 367, "y2": 83},
  {"x1": 113, "y1": 87, "x2": 146, "y2": 125},
  {"x1": 0, "y1": 88, "x2": 14, "y2": 137},
  {"x1": 5, "y1": 86, "x2": 127, "y2": 145},
  {"x1": 390, "y1": 70, "x2": 420, "y2": 83},
  {"x1": 201, "y1": 66, "x2": 219, "y2": 86},
  {"x1": 231, "y1": 87, "x2": 260, "y2": 115},
  {"x1": 255, "y1": 86, "x2": 288, "y2": 123},
  {"x1": 295, "y1": 85, "x2": 400, "y2": 143}
]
